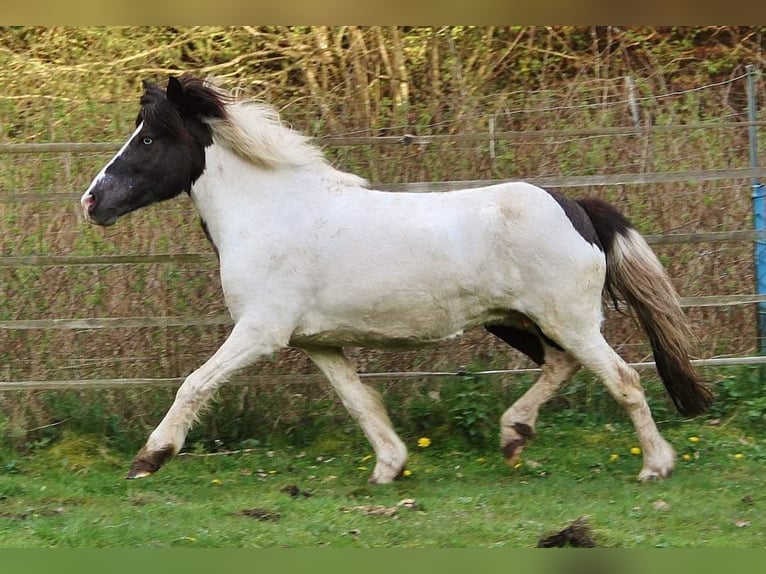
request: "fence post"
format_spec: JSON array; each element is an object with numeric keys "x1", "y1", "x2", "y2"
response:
[{"x1": 747, "y1": 65, "x2": 766, "y2": 354}]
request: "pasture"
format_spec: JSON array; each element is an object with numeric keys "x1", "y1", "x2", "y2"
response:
[
  {"x1": 0, "y1": 417, "x2": 763, "y2": 548},
  {"x1": 2, "y1": 28, "x2": 766, "y2": 551}
]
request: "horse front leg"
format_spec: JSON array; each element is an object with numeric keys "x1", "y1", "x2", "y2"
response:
[
  {"x1": 127, "y1": 320, "x2": 282, "y2": 479},
  {"x1": 304, "y1": 347, "x2": 408, "y2": 484}
]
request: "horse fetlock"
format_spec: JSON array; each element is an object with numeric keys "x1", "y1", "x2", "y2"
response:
[
  {"x1": 368, "y1": 463, "x2": 403, "y2": 484},
  {"x1": 637, "y1": 463, "x2": 674, "y2": 481},
  {"x1": 501, "y1": 421, "x2": 535, "y2": 464},
  {"x1": 126, "y1": 444, "x2": 176, "y2": 479},
  {"x1": 367, "y1": 444, "x2": 408, "y2": 484},
  {"x1": 368, "y1": 454, "x2": 408, "y2": 484},
  {"x1": 636, "y1": 440, "x2": 675, "y2": 481}
]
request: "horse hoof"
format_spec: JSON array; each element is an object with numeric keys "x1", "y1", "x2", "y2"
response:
[
  {"x1": 505, "y1": 453, "x2": 522, "y2": 468},
  {"x1": 637, "y1": 441, "x2": 675, "y2": 481},
  {"x1": 126, "y1": 468, "x2": 153, "y2": 480},
  {"x1": 502, "y1": 424, "x2": 535, "y2": 466},
  {"x1": 368, "y1": 463, "x2": 404, "y2": 485},
  {"x1": 637, "y1": 467, "x2": 673, "y2": 482},
  {"x1": 125, "y1": 445, "x2": 175, "y2": 479},
  {"x1": 126, "y1": 457, "x2": 159, "y2": 479},
  {"x1": 368, "y1": 472, "x2": 399, "y2": 485}
]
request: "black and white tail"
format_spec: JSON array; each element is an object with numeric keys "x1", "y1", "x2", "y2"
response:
[{"x1": 578, "y1": 198, "x2": 713, "y2": 417}]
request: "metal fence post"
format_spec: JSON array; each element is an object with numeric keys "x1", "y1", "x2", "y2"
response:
[{"x1": 747, "y1": 65, "x2": 766, "y2": 354}]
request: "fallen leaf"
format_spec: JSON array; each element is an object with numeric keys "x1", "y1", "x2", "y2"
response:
[{"x1": 347, "y1": 505, "x2": 399, "y2": 517}]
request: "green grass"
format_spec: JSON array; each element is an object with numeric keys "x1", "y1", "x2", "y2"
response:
[{"x1": 0, "y1": 419, "x2": 763, "y2": 548}]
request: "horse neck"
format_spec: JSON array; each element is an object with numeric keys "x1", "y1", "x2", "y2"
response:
[
  {"x1": 194, "y1": 138, "x2": 367, "y2": 203},
  {"x1": 189, "y1": 143, "x2": 325, "y2": 244}
]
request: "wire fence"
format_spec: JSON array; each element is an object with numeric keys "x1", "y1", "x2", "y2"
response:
[{"x1": 1, "y1": 69, "x2": 764, "y2": 391}]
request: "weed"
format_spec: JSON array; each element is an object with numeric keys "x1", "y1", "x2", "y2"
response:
[
  {"x1": 710, "y1": 366, "x2": 766, "y2": 430},
  {"x1": 442, "y1": 371, "x2": 502, "y2": 449}
]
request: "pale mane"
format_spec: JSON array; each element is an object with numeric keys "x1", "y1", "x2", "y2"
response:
[{"x1": 205, "y1": 97, "x2": 368, "y2": 188}]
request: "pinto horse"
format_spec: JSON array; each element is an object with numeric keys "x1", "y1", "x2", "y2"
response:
[{"x1": 81, "y1": 75, "x2": 712, "y2": 483}]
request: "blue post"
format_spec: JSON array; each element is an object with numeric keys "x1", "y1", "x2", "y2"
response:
[{"x1": 747, "y1": 65, "x2": 766, "y2": 354}]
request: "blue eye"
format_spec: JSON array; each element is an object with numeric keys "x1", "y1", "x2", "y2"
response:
[{"x1": 142, "y1": 137, "x2": 153, "y2": 145}]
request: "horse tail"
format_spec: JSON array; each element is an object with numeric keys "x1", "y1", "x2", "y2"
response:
[{"x1": 577, "y1": 198, "x2": 713, "y2": 417}]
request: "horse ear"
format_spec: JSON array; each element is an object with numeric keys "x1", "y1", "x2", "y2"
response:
[
  {"x1": 166, "y1": 76, "x2": 184, "y2": 107},
  {"x1": 141, "y1": 79, "x2": 162, "y2": 96}
]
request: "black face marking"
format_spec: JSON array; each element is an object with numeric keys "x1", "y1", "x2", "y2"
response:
[{"x1": 84, "y1": 75, "x2": 228, "y2": 227}]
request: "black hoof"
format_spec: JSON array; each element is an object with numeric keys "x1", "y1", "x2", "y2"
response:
[
  {"x1": 502, "y1": 422, "x2": 535, "y2": 464},
  {"x1": 126, "y1": 445, "x2": 175, "y2": 479}
]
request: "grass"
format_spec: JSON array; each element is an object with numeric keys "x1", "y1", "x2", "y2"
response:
[{"x1": 0, "y1": 419, "x2": 764, "y2": 548}]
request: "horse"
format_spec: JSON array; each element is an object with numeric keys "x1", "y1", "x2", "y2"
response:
[{"x1": 80, "y1": 75, "x2": 712, "y2": 483}]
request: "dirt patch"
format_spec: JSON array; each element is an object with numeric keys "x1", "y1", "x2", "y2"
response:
[
  {"x1": 232, "y1": 508, "x2": 281, "y2": 522},
  {"x1": 0, "y1": 507, "x2": 65, "y2": 521},
  {"x1": 537, "y1": 516, "x2": 597, "y2": 548},
  {"x1": 280, "y1": 484, "x2": 313, "y2": 498}
]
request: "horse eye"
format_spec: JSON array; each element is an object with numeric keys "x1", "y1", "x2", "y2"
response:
[{"x1": 142, "y1": 137, "x2": 153, "y2": 146}]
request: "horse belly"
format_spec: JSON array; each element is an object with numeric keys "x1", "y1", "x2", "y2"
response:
[{"x1": 290, "y1": 288, "x2": 507, "y2": 349}]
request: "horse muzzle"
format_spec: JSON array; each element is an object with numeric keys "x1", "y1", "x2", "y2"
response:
[{"x1": 80, "y1": 191, "x2": 118, "y2": 226}]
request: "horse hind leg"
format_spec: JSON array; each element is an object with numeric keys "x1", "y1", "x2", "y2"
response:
[
  {"x1": 485, "y1": 324, "x2": 580, "y2": 466},
  {"x1": 304, "y1": 346, "x2": 407, "y2": 484},
  {"x1": 556, "y1": 329, "x2": 676, "y2": 480}
]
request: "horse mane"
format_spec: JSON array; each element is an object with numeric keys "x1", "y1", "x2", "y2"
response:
[{"x1": 198, "y1": 78, "x2": 368, "y2": 187}]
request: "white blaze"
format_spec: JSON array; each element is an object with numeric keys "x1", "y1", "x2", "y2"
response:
[{"x1": 80, "y1": 122, "x2": 144, "y2": 219}]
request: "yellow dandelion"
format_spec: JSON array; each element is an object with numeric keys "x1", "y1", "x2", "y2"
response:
[
  {"x1": 357, "y1": 466, "x2": 368, "y2": 471},
  {"x1": 361, "y1": 454, "x2": 373, "y2": 462},
  {"x1": 403, "y1": 469, "x2": 413, "y2": 477},
  {"x1": 513, "y1": 461, "x2": 523, "y2": 469},
  {"x1": 682, "y1": 453, "x2": 692, "y2": 461},
  {"x1": 211, "y1": 478, "x2": 223, "y2": 486},
  {"x1": 609, "y1": 453, "x2": 619, "y2": 462},
  {"x1": 630, "y1": 447, "x2": 642, "y2": 455},
  {"x1": 734, "y1": 453, "x2": 745, "y2": 460},
  {"x1": 417, "y1": 437, "x2": 432, "y2": 448},
  {"x1": 688, "y1": 436, "x2": 700, "y2": 443}
]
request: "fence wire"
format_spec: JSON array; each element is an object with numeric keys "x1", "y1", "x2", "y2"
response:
[{"x1": 1, "y1": 70, "x2": 764, "y2": 391}]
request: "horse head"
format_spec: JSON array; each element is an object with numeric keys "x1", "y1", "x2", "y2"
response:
[{"x1": 81, "y1": 75, "x2": 226, "y2": 226}]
